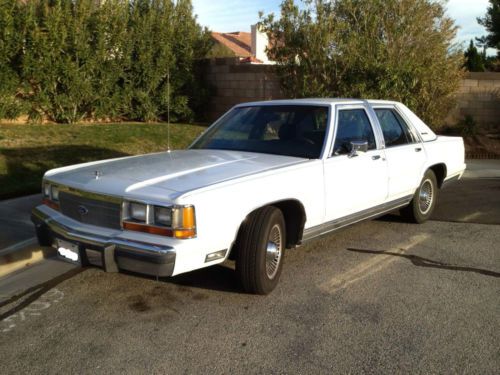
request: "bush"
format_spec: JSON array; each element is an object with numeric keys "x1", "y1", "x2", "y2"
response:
[
  {"x1": 0, "y1": 0, "x2": 210, "y2": 123},
  {"x1": 260, "y1": 0, "x2": 464, "y2": 129},
  {"x1": 459, "y1": 115, "x2": 478, "y2": 136},
  {"x1": 0, "y1": 0, "x2": 25, "y2": 119}
]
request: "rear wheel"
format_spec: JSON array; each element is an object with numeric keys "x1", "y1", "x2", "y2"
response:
[
  {"x1": 400, "y1": 169, "x2": 438, "y2": 223},
  {"x1": 236, "y1": 206, "x2": 286, "y2": 294}
]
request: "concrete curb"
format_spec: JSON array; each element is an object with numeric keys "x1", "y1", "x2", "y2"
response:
[
  {"x1": 465, "y1": 153, "x2": 500, "y2": 160},
  {"x1": 0, "y1": 237, "x2": 37, "y2": 257},
  {"x1": 0, "y1": 244, "x2": 56, "y2": 279}
]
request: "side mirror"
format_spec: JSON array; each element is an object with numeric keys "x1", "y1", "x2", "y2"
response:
[{"x1": 349, "y1": 140, "x2": 368, "y2": 158}]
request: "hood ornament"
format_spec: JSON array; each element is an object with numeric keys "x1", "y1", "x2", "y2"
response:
[{"x1": 94, "y1": 170, "x2": 103, "y2": 180}]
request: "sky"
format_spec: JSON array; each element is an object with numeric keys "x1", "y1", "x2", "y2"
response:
[{"x1": 192, "y1": 0, "x2": 496, "y2": 55}]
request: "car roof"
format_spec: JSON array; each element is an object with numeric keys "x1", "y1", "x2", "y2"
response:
[{"x1": 235, "y1": 98, "x2": 401, "y2": 107}]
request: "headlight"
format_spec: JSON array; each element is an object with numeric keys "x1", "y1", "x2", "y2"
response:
[
  {"x1": 51, "y1": 186, "x2": 60, "y2": 201},
  {"x1": 154, "y1": 206, "x2": 172, "y2": 227},
  {"x1": 41, "y1": 181, "x2": 60, "y2": 211},
  {"x1": 122, "y1": 201, "x2": 196, "y2": 238},
  {"x1": 130, "y1": 202, "x2": 147, "y2": 222},
  {"x1": 43, "y1": 183, "x2": 51, "y2": 198}
]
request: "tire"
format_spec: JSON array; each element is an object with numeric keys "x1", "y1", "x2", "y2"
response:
[
  {"x1": 400, "y1": 169, "x2": 439, "y2": 223},
  {"x1": 235, "y1": 206, "x2": 286, "y2": 295}
]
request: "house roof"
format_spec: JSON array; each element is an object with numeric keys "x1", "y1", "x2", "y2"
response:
[{"x1": 211, "y1": 32, "x2": 252, "y2": 57}]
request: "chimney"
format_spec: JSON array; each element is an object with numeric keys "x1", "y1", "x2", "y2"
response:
[{"x1": 251, "y1": 24, "x2": 271, "y2": 64}]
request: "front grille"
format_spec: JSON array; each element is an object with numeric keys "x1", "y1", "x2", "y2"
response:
[{"x1": 59, "y1": 191, "x2": 122, "y2": 229}]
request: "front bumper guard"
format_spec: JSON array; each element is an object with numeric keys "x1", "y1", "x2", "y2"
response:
[{"x1": 31, "y1": 206, "x2": 176, "y2": 277}]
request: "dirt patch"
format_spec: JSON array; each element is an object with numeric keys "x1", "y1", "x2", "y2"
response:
[{"x1": 128, "y1": 295, "x2": 151, "y2": 312}]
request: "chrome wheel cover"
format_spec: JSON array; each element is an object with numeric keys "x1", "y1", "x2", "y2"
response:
[
  {"x1": 418, "y1": 179, "x2": 434, "y2": 214},
  {"x1": 266, "y1": 224, "x2": 282, "y2": 279}
]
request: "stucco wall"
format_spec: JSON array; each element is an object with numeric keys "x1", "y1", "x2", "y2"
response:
[{"x1": 205, "y1": 58, "x2": 500, "y2": 128}]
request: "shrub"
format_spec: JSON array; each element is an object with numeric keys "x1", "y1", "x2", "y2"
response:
[
  {"x1": 0, "y1": 0, "x2": 25, "y2": 119},
  {"x1": 260, "y1": 0, "x2": 464, "y2": 129},
  {"x1": 459, "y1": 115, "x2": 478, "y2": 136},
  {"x1": 0, "y1": 0, "x2": 210, "y2": 123}
]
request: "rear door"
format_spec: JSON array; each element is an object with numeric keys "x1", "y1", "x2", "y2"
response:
[
  {"x1": 323, "y1": 104, "x2": 388, "y2": 221},
  {"x1": 373, "y1": 106, "x2": 426, "y2": 199}
]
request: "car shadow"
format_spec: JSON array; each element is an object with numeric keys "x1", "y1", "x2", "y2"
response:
[
  {"x1": 0, "y1": 145, "x2": 129, "y2": 199},
  {"x1": 168, "y1": 263, "x2": 243, "y2": 293},
  {"x1": 347, "y1": 248, "x2": 500, "y2": 278},
  {"x1": 376, "y1": 213, "x2": 408, "y2": 223},
  {"x1": 120, "y1": 262, "x2": 243, "y2": 294}
]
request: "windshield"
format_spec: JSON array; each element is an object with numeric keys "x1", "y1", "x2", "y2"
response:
[{"x1": 191, "y1": 105, "x2": 329, "y2": 159}]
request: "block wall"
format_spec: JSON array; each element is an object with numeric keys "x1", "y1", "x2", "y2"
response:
[
  {"x1": 204, "y1": 58, "x2": 283, "y2": 121},
  {"x1": 205, "y1": 59, "x2": 500, "y2": 129},
  {"x1": 447, "y1": 72, "x2": 500, "y2": 128}
]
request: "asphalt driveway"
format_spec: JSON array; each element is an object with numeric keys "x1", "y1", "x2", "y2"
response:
[{"x1": 0, "y1": 162, "x2": 499, "y2": 374}]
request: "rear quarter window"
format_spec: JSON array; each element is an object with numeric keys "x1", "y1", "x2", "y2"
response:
[{"x1": 375, "y1": 108, "x2": 418, "y2": 147}]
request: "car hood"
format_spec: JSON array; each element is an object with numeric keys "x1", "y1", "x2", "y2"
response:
[{"x1": 45, "y1": 149, "x2": 305, "y2": 202}]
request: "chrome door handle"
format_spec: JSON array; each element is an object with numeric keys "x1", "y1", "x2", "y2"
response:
[{"x1": 415, "y1": 147, "x2": 422, "y2": 152}]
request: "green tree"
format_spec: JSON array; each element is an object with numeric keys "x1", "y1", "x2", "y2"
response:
[
  {"x1": 206, "y1": 42, "x2": 236, "y2": 58},
  {"x1": 0, "y1": 0, "x2": 25, "y2": 119},
  {"x1": 260, "y1": 0, "x2": 464, "y2": 128},
  {"x1": 477, "y1": 0, "x2": 500, "y2": 57},
  {"x1": 464, "y1": 39, "x2": 486, "y2": 71}
]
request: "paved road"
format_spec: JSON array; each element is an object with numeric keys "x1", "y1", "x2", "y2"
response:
[
  {"x1": 0, "y1": 168, "x2": 499, "y2": 374},
  {"x1": 1, "y1": 219, "x2": 498, "y2": 374}
]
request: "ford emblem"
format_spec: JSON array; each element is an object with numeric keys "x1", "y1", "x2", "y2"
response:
[{"x1": 78, "y1": 205, "x2": 89, "y2": 216}]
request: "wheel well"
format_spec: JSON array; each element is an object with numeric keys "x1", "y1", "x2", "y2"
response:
[
  {"x1": 429, "y1": 163, "x2": 447, "y2": 188},
  {"x1": 229, "y1": 200, "x2": 307, "y2": 259},
  {"x1": 271, "y1": 200, "x2": 307, "y2": 248}
]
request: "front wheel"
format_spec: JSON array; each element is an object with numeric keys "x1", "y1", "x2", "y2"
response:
[
  {"x1": 235, "y1": 206, "x2": 286, "y2": 295},
  {"x1": 400, "y1": 169, "x2": 439, "y2": 223}
]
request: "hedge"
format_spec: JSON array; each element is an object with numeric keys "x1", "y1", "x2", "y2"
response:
[{"x1": 0, "y1": 0, "x2": 212, "y2": 123}]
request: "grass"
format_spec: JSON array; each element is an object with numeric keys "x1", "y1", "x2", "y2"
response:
[{"x1": 0, "y1": 122, "x2": 206, "y2": 199}]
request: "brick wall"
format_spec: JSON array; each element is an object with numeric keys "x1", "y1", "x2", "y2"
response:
[{"x1": 205, "y1": 59, "x2": 500, "y2": 128}]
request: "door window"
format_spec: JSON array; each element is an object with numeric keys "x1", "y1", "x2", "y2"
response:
[
  {"x1": 332, "y1": 109, "x2": 376, "y2": 156},
  {"x1": 375, "y1": 108, "x2": 417, "y2": 147}
]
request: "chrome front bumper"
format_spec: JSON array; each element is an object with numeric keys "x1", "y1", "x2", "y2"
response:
[{"x1": 31, "y1": 206, "x2": 176, "y2": 277}]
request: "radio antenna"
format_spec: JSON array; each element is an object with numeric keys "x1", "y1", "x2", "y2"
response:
[{"x1": 167, "y1": 67, "x2": 171, "y2": 153}]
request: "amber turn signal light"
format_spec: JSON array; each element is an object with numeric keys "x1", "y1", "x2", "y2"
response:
[
  {"x1": 123, "y1": 221, "x2": 173, "y2": 236},
  {"x1": 42, "y1": 198, "x2": 60, "y2": 211}
]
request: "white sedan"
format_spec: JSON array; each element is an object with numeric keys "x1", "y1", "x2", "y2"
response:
[{"x1": 32, "y1": 99, "x2": 466, "y2": 294}]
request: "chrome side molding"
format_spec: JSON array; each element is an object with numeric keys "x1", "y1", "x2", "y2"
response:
[{"x1": 302, "y1": 195, "x2": 413, "y2": 243}]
